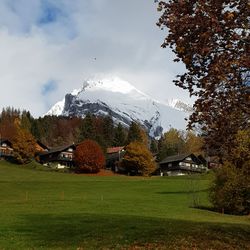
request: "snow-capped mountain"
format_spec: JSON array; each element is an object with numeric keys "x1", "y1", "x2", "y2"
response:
[
  {"x1": 46, "y1": 77, "x2": 190, "y2": 137},
  {"x1": 166, "y1": 99, "x2": 193, "y2": 113}
]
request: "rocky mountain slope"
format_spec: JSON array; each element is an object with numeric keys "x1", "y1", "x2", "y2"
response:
[{"x1": 46, "y1": 77, "x2": 190, "y2": 137}]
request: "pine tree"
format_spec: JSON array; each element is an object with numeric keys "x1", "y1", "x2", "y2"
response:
[
  {"x1": 102, "y1": 116, "x2": 114, "y2": 146},
  {"x1": 113, "y1": 123, "x2": 126, "y2": 146},
  {"x1": 78, "y1": 113, "x2": 95, "y2": 142}
]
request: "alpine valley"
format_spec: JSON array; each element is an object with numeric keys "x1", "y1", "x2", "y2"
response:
[{"x1": 46, "y1": 77, "x2": 191, "y2": 137}]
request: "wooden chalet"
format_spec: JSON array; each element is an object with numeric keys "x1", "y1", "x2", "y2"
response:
[
  {"x1": 35, "y1": 140, "x2": 49, "y2": 153},
  {"x1": 106, "y1": 146, "x2": 125, "y2": 171},
  {"x1": 0, "y1": 139, "x2": 14, "y2": 159},
  {"x1": 159, "y1": 153, "x2": 207, "y2": 176},
  {"x1": 39, "y1": 144, "x2": 76, "y2": 168}
]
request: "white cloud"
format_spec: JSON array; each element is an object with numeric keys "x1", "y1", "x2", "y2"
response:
[{"x1": 0, "y1": 0, "x2": 191, "y2": 117}]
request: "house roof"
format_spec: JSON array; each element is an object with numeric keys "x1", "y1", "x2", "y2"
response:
[
  {"x1": 160, "y1": 153, "x2": 196, "y2": 164},
  {"x1": 39, "y1": 144, "x2": 75, "y2": 156},
  {"x1": 36, "y1": 140, "x2": 50, "y2": 150},
  {"x1": 107, "y1": 146, "x2": 125, "y2": 154},
  {"x1": 0, "y1": 138, "x2": 12, "y2": 146}
]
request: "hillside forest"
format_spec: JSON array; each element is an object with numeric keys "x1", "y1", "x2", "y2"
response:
[{"x1": 0, "y1": 107, "x2": 204, "y2": 159}]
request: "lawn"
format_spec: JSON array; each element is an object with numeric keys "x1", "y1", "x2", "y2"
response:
[{"x1": 0, "y1": 161, "x2": 249, "y2": 249}]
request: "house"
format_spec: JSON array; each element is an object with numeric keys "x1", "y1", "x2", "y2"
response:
[
  {"x1": 0, "y1": 139, "x2": 14, "y2": 159},
  {"x1": 39, "y1": 144, "x2": 76, "y2": 168},
  {"x1": 159, "y1": 153, "x2": 207, "y2": 176},
  {"x1": 106, "y1": 146, "x2": 125, "y2": 171},
  {"x1": 35, "y1": 140, "x2": 49, "y2": 153}
]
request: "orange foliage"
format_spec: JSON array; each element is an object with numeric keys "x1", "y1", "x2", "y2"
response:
[{"x1": 74, "y1": 139, "x2": 105, "y2": 173}]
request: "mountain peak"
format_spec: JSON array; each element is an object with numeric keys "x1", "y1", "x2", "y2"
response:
[
  {"x1": 80, "y1": 77, "x2": 137, "y2": 95},
  {"x1": 46, "y1": 77, "x2": 189, "y2": 137}
]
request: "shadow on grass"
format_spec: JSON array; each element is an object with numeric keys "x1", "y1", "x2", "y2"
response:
[
  {"x1": 156, "y1": 188, "x2": 209, "y2": 195},
  {"x1": 9, "y1": 213, "x2": 250, "y2": 249}
]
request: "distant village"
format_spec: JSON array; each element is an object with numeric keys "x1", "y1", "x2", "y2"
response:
[{"x1": 0, "y1": 108, "x2": 218, "y2": 176}]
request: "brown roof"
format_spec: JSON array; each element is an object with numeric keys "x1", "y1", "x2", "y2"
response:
[
  {"x1": 39, "y1": 144, "x2": 75, "y2": 156},
  {"x1": 107, "y1": 146, "x2": 125, "y2": 154},
  {"x1": 160, "y1": 153, "x2": 196, "y2": 164}
]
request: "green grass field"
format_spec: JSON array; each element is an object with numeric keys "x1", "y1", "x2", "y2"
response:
[{"x1": 0, "y1": 161, "x2": 249, "y2": 249}]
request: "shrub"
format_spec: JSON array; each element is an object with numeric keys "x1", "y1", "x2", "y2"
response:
[
  {"x1": 210, "y1": 161, "x2": 250, "y2": 215},
  {"x1": 74, "y1": 139, "x2": 105, "y2": 173},
  {"x1": 210, "y1": 129, "x2": 250, "y2": 215}
]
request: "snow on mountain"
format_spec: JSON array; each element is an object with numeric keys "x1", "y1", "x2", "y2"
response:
[
  {"x1": 46, "y1": 77, "x2": 189, "y2": 137},
  {"x1": 166, "y1": 98, "x2": 193, "y2": 113}
]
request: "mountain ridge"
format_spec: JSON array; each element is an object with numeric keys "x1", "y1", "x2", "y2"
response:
[{"x1": 46, "y1": 77, "x2": 190, "y2": 137}]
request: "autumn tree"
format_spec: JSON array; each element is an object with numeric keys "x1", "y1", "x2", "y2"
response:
[
  {"x1": 157, "y1": 0, "x2": 249, "y2": 162},
  {"x1": 210, "y1": 129, "x2": 250, "y2": 214},
  {"x1": 121, "y1": 141, "x2": 156, "y2": 176},
  {"x1": 158, "y1": 128, "x2": 185, "y2": 161},
  {"x1": 12, "y1": 125, "x2": 36, "y2": 164},
  {"x1": 184, "y1": 131, "x2": 204, "y2": 156},
  {"x1": 74, "y1": 139, "x2": 105, "y2": 173}
]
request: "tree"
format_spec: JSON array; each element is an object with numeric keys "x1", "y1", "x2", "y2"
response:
[
  {"x1": 184, "y1": 131, "x2": 204, "y2": 156},
  {"x1": 78, "y1": 113, "x2": 95, "y2": 142},
  {"x1": 12, "y1": 125, "x2": 36, "y2": 164},
  {"x1": 158, "y1": 128, "x2": 185, "y2": 160},
  {"x1": 121, "y1": 141, "x2": 156, "y2": 176},
  {"x1": 150, "y1": 138, "x2": 158, "y2": 154},
  {"x1": 113, "y1": 123, "x2": 127, "y2": 146},
  {"x1": 157, "y1": 0, "x2": 249, "y2": 162},
  {"x1": 127, "y1": 122, "x2": 148, "y2": 146},
  {"x1": 74, "y1": 139, "x2": 105, "y2": 173},
  {"x1": 210, "y1": 129, "x2": 250, "y2": 215},
  {"x1": 102, "y1": 116, "x2": 114, "y2": 146}
]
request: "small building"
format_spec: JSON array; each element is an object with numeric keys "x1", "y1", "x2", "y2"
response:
[
  {"x1": 106, "y1": 146, "x2": 125, "y2": 172},
  {"x1": 0, "y1": 139, "x2": 14, "y2": 159},
  {"x1": 39, "y1": 144, "x2": 76, "y2": 168},
  {"x1": 159, "y1": 153, "x2": 207, "y2": 176}
]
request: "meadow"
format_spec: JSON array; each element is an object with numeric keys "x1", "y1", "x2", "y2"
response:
[{"x1": 0, "y1": 161, "x2": 249, "y2": 249}]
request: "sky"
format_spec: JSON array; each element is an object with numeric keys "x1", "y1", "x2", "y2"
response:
[{"x1": 0, "y1": 0, "x2": 190, "y2": 117}]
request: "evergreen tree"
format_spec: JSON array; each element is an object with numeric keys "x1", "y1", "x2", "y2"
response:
[
  {"x1": 102, "y1": 116, "x2": 114, "y2": 146},
  {"x1": 127, "y1": 122, "x2": 143, "y2": 144},
  {"x1": 78, "y1": 113, "x2": 95, "y2": 142},
  {"x1": 150, "y1": 139, "x2": 158, "y2": 154},
  {"x1": 113, "y1": 123, "x2": 126, "y2": 146}
]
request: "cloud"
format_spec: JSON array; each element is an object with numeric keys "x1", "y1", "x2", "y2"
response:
[{"x1": 0, "y1": 0, "x2": 190, "y2": 117}]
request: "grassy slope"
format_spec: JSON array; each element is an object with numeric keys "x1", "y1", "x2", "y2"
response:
[{"x1": 0, "y1": 161, "x2": 249, "y2": 249}]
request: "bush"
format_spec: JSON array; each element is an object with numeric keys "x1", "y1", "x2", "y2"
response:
[
  {"x1": 210, "y1": 161, "x2": 250, "y2": 215},
  {"x1": 210, "y1": 129, "x2": 250, "y2": 215},
  {"x1": 121, "y1": 141, "x2": 156, "y2": 176},
  {"x1": 74, "y1": 139, "x2": 105, "y2": 173}
]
